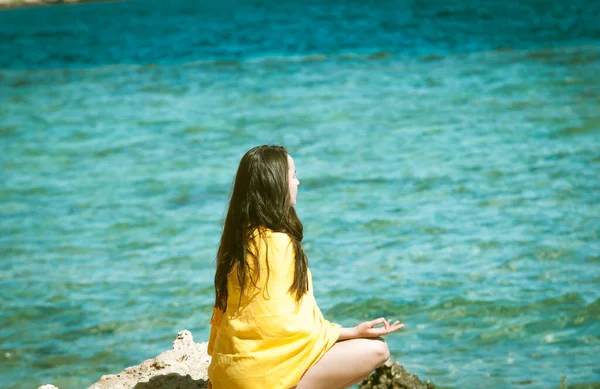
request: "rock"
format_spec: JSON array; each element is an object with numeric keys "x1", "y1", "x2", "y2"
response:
[
  {"x1": 0, "y1": 0, "x2": 86, "y2": 8},
  {"x1": 358, "y1": 359, "x2": 435, "y2": 389},
  {"x1": 88, "y1": 330, "x2": 209, "y2": 389},
  {"x1": 38, "y1": 331, "x2": 435, "y2": 389}
]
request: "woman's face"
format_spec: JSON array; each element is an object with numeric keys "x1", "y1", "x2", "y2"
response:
[{"x1": 287, "y1": 154, "x2": 300, "y2": 206}]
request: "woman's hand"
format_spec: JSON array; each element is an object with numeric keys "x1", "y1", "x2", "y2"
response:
[
  {"x1": 338, "y1": 318, "x2": 404, "y2": 341},
  {"x1": 355, "y1": 318, "x2": 404, "y2": 337}
]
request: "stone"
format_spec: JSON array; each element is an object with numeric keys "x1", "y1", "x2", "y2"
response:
[
  {"x1": 88, "y1": 330, "x2": 209, "y2": 389},
  {"x1": 358, "y1": 359, "x2": 435, "y2": 389},
  {"x1": 0, "y1": 0, "x2": 91, "y2": 8}
]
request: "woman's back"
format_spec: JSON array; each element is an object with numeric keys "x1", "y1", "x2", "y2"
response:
[{"x1": 208, "y1": 229, "x2": 340, "y2": 389}]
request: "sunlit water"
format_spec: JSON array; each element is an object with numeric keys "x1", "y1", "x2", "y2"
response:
[{"x1": 1, "y1": 1, "x2": 599, "y2": 388}]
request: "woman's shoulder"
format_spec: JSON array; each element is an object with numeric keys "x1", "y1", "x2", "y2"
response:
[
  {"x1": 249, "y1": 227, "x2": 293, "y2": 248},
  {"x1": 267, "y1": 230, "x2": 292, "y2": 244}
]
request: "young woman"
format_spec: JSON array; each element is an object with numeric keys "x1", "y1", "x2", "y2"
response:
[{"x1": 207, "y1": 145, "x2": 403, "y2": 389}]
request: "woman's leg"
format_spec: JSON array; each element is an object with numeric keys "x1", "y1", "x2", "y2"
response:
[{"x1": 295, "y1": 337, "x2": 390, "y2": 389}]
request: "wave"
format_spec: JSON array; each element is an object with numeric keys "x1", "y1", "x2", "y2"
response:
[{"x1": 2, "y1": 43, "x2": 598, "y2": 79}]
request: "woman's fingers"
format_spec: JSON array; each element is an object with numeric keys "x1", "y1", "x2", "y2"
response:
[
  {"x1": 368, "y1": 322, "x2": 404, "y2": 336},
  {"x1": 368, "y1": 317, "x2": 387, "y2": 328},
  {"x1": 367, "y1": 327, "x2": 387, "y2": 336},
  {"x1": 369, "y1": 318, "x2": 401, "y2": 328},
  {"x1": 364, "y1": 318, "x2": 404, "y2": 336},
  {"x1": 390, "y1": 323, "x2": 404, "y2": 333}
]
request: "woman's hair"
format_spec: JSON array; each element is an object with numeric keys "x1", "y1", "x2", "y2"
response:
[{"x1": 214, "y1": 145, "x2": 308, "y2": 311}]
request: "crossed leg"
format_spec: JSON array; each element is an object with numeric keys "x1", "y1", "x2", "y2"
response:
[{"x1": 291, "y1": 337, "x2": 390, "y2": 389}]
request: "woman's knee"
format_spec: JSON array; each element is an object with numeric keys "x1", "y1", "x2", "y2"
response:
[{"x1": 368, "y1": 338, "x2": 390, "y2": 368}]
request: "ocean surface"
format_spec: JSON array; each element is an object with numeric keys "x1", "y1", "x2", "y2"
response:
[{"x1": 1, "y1": 1, "x2": 599, "y2": 388}]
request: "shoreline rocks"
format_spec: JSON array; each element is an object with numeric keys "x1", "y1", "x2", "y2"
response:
[
  {"x1": 38, "y1": 330, "x2": 434, "y2": 389},
  {"x1": 0, "y1": 0, "x2": 119, "y2": 10},
  {"x1": 88, "y1": 330, "x2": 210, "y2": 389},
  {"x1": 359, "y1": 359, "x2": 436, "y2": 389}
]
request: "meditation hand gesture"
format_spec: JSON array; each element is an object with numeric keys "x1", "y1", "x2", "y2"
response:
[
  {"x1": 355, "y1": 318, "x2": 404, "y2": 338},
  {"x1": 338, "y1": 317, "x2": 404, "y2": 341}
]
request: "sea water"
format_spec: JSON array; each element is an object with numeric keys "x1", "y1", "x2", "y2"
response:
[{"x1": 1, "y1": 1, "x2": 599, "y2": 388}]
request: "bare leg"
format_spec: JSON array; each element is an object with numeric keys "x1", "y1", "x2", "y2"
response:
[{"x1": 295, "y1": 337, "x2": 389, "y2": 389}]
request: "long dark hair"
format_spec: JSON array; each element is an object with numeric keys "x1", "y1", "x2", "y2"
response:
[{"x1": 213, "y1": 145, "x2": 308, "y2": 311}]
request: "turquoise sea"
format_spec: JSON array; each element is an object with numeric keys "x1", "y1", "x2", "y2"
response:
[{"x1": 1, "y1": 1, "x2": 599, "y2": 388}]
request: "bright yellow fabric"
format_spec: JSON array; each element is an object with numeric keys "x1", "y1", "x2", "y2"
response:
[{"x1": 207, "y1": 229, "x2": 340, "y2": 389}]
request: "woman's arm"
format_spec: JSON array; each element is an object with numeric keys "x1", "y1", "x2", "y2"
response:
[{"x1": 337, "y1": 318, "x2": 404, "y2": 341}]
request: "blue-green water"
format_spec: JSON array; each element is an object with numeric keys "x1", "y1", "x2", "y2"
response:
[{"x1": 1, "y1": 1, "x2": 599, "y2": 388}]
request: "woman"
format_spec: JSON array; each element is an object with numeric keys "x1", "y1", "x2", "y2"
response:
[{"x1": 208, "y1": 145, "x2": 403, "y2": 389}]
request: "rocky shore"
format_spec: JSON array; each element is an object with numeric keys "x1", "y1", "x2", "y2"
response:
[
  {"x1": 38, "y1": 330, "x2": 435, "y2": 389},
  {"x1": 0, "y1": 0, "x2": 117, "y2": 9}
]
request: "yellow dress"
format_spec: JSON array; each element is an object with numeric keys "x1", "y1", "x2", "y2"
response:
[{"x1": 207, "y1": 229, "x2": 340, "y2": 389}]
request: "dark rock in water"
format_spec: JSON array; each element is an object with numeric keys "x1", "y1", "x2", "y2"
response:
[
  {"x1": 133, "y1": 373, "x2": 208, "y2": 389},
  {"x1": 359, "y1": 359, "x2": 435, "y2": 389}
]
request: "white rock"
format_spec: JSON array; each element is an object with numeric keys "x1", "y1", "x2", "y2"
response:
[{"x1": 87, "y1": 330, "x2": 210, "y2": 389}]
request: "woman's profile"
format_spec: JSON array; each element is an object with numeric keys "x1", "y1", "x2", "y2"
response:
[{"x1": 207, "y1": 145, "x2": 403, "y2": 389}]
